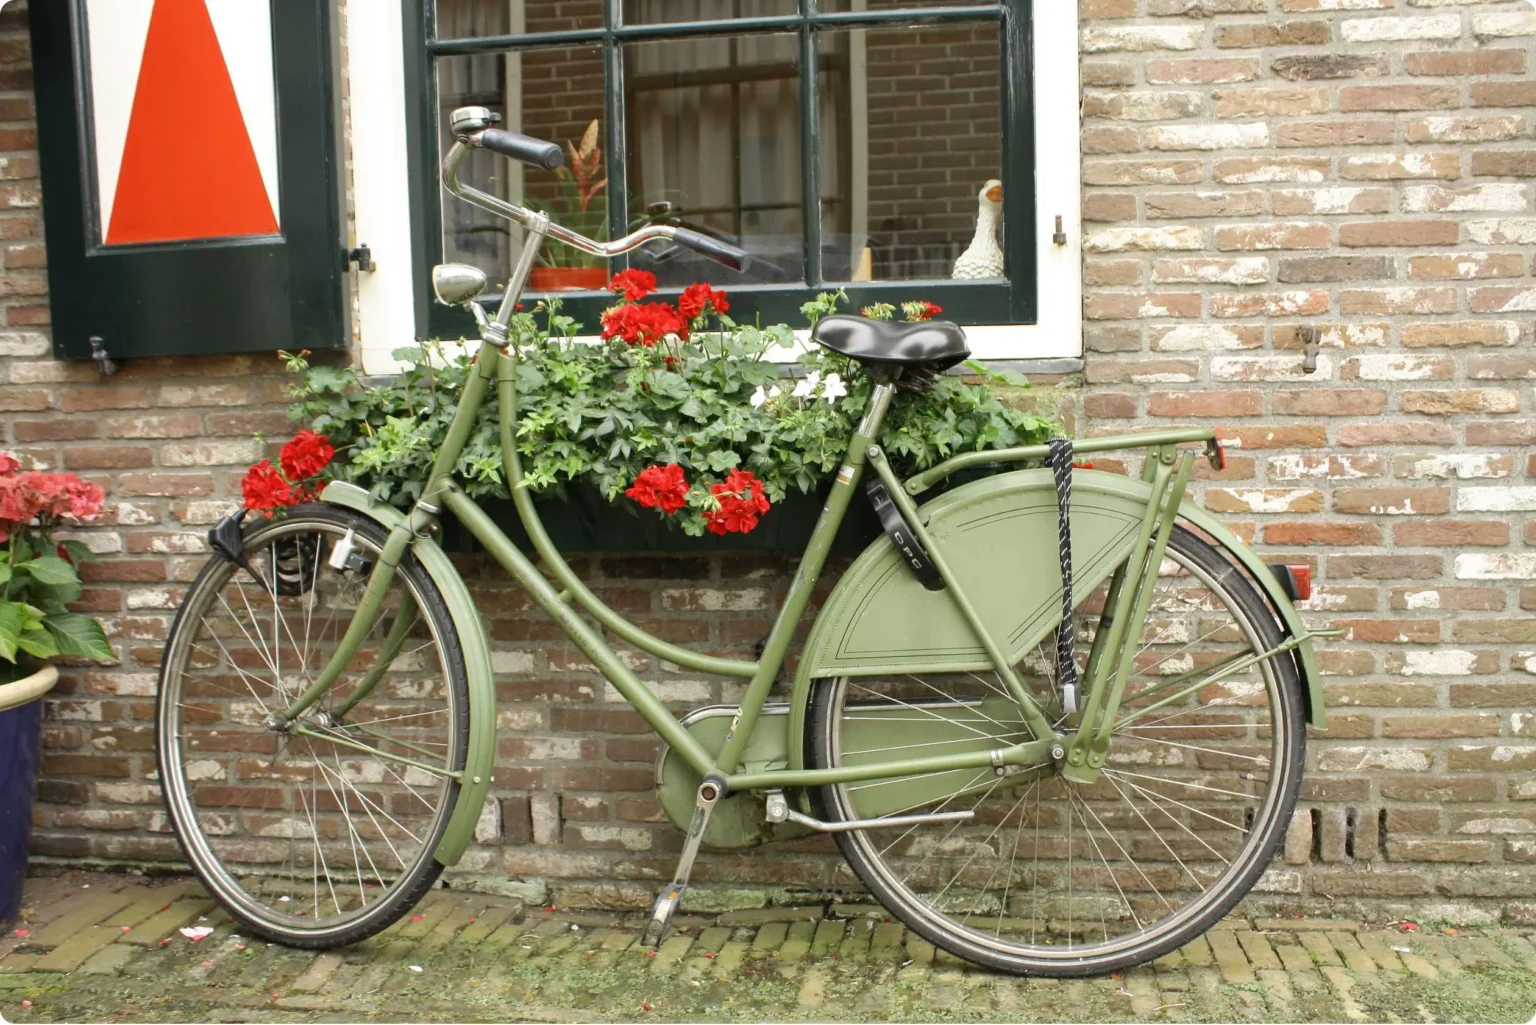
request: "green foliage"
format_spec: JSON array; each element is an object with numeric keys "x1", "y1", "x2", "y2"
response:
[
  {"x1": 0, "y1": 537, "x2": 111, "y2": 667},
  {"x1": 284, "y1": 292, "x2": 1061, "y2": 534}
]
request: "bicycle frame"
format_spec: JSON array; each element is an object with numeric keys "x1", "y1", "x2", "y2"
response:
[
  {"x1": 279, "y1": 128, "x2": 1327, "y2": 853},
  {"x1": 287, "y1": 333, "x2": 1284, "y2": 792}
]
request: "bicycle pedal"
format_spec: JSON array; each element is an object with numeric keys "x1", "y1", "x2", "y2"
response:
[{"x1": 642, "y1": 883, "x2": 687, "y2": 947}]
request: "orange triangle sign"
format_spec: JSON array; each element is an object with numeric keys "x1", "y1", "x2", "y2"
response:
[{"x1": 105, "y1": 0, "x2": 279, "y2": 245}]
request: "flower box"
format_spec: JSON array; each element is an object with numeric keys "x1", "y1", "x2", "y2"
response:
[
  {"x1": 260, "y1": 280, "x2": 1060, "y2": 550},
  {"x1": 439, "y1": 467, "x2": 1007, "y2": 555}
]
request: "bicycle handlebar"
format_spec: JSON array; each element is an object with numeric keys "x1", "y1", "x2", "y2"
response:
[
  {"x1": 671, "y1": 227, "x2": 751, "y2": 272},
  {"x1": 443, "y1": 112, "x2": 752, "y2": 275},
  {"x1": 477, "y1": 129, "x2": 564, "y2": 171}
]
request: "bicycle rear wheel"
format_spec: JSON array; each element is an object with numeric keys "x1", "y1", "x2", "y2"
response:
[
  {"x1": 156, "y1": 505, "x2": 468, "y2": 948},
  {"x1": 809, "y1": 526, "x2": 1305, "y2": 976}
]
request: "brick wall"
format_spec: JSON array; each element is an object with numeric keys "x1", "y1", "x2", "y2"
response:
[
  {"x1": 1077, "y1": 0, "x2": 1536, "y2": 916},
  {"x1": 6, "y1": 0, "x2": 1536, "y2": 921}
]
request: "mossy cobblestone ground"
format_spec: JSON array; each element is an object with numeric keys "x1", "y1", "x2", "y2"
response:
[{"x1": 3, "y1": 873, "x2": 1535, "y2": 1023}]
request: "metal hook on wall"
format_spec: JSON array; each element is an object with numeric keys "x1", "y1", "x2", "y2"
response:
[{"x1": 1298, "y1": 326, "x2": 1321, "y2": 375}]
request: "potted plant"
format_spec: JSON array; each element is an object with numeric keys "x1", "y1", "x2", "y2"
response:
[
  {"x1": 255, "y1": 281, "x2": 1059, "y2": 552},
  {"x1": 528, "y1": 120, "x2": 610, "y2": 293},
  {"x1": 0, "y1": 454, "x2": 112, "y2": 922}
]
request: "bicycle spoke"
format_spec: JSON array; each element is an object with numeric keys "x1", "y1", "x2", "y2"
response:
[
  {"x1": 1118, "y1": 732, "x2": 1270, "y2": 766},
  {"x1": 1107, "y1": 772, "x2": 1248, "y2": 839},
  {"x1": 845, "y1": 682, "x2": 1001, "y2": 742},
  {"x1": 1101, "y1": 769, "x2": 1257, "y2": 802},
  {"x1": 1070, "y1": 793, "x2": 1130, "y2": 936},
  {"x1": 877, "y1": 766, "x2": 996, "y2": 857},
  {"x1": 1103, "y1": 772, "x2": 1204, "y2": 889}
]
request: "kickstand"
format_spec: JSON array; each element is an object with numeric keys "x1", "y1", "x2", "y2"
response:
[{"x1": 642, "y1": 777, "x2": 723, "y2": 948}]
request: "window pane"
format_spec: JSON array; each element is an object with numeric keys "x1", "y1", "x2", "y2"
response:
[
  {"x1": 624, "y1": 34, "x2": 804, "y2": 286},
  {"x1": 622, "y1": 0, "x2": 796, "y2": 25},
  {"x1": 819, "y1": 0, "x2": 994, "y2": 10},
  {"x1": 437, "y1": 44, "x2": 608, "y2": 283},
  {"x1": 434, "y1": 0, "x2": 603, "y2": 37},
  {"x1": 821, "y1": 23, "x2": 1005, "y2": 283}
]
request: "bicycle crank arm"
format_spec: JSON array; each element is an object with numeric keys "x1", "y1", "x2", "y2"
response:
[{"x1": 764, "y1": 792, "x2": 974, "y2": 833}]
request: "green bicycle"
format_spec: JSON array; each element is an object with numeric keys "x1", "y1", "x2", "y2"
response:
[{"x1": 155, "y1": 107, "x2": 1331, "y2": 976}]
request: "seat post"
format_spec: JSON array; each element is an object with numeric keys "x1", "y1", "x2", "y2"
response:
[{"x1": 858, "y1": 379, "x2": 899, "y2": 442}]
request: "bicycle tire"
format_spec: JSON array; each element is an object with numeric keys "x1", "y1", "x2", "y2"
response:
[
  {"x1": 156, "y1": 504, "x2": 469, "y2": 949},
  {"x1": 809, "y1": 525, "x2": 1306, "y2": 976}
]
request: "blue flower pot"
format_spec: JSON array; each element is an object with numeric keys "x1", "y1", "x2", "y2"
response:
[{"x1": 0, "y1": 666, "x2": 58, "y2": 924}]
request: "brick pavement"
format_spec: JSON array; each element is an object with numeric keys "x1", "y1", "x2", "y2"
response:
[{"x1": 2, "y1": 872, "x2": 1534, "y2": 1023}]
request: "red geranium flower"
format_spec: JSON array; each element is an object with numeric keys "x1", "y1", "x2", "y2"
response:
[
  {"x1": 704, "y1": 468, "x2": 771, "y2": 536},
  {"x1": 678, "y1": 283, "x2": 730, "y2": 321},
  {"x1": 241, "y1": 460, "x2": 296, "y2": 517},
  {"x1": 626, "y1": 464, "x2": 690, "y2": 514},
  {"x1": 912, "y1": 301, "x2": 943, "y2": 321},
  {"x1": 608, "y1": 269, "x2": 658, "y2": 303},
  {"x1": 601, "y1": 301, "x2": 688, "y2": 347},
  {"x1": 279, "y1": 430, "x2": 335, "y2": 483}
]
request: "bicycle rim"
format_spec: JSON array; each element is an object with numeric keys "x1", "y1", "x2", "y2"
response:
[
  {"x1": 157, "y1": 508, "x2": 467, "y2": 944},
  {"x1": 812, "y1": 528, "x2": 1304, "y2": 974}
]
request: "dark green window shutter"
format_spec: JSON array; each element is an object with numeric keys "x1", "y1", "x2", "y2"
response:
[{"x1": 29, "y1": 0, "x2": 347, "y2": 361}]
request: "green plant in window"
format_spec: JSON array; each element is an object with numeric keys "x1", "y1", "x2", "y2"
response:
[
  {"x1": 279, "y1": 283, "x2": 1059, "y2": 536},
  {"x1": 531, "y1": 120, "x2": 608, "y2": 270}
]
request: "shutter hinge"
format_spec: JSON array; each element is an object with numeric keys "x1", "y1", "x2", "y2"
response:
[
  {"x1": 1052, "y1": 215, "x2": 1068, "y2": 247},
  {"x1": 89, "y1": 336, "x2": 119, "y2": 377},
  {"x1": 347, "y1": 245, "x2": 375, "y2": 273}
]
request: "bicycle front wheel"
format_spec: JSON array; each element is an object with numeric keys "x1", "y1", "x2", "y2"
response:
[
  {"x1": 157, "y1": 505, "x2": 469, "y2": 948},
  {"x1": 809, "y1": 526, "x2": 1306, "y2": 976}
]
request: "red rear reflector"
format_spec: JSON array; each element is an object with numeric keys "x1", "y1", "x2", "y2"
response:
[
  {"x1": 1289, "y1": 565, "x2": 1312, "y2": 601},
  {"x1": 1209, "y1": 439, "x2": 1227, "y2": 471},
  {"x1": 1072, "y1": 461, "x2": 1094, "y2": 471}
]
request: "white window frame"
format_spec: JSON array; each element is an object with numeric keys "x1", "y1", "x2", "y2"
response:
[{"x1": 346, "y1": 1, "x2": 1081, "y2": 375}]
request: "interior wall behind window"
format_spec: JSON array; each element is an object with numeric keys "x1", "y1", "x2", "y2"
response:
[
  {"x1": 854, "y1": 18, "x2": 1003, "y2": 282},
  {"x1": 434, "y1": 0, "x2": 1005, "y2": 289}
]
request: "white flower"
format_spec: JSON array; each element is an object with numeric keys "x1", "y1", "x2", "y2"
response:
[
  {"x1": 821, "y1": 373, "x2": 847, "y2": 404},
  {"x1": 750, "y1": 386, "x2": 767, "y2": 408},
  {"x1": 792, "y1": 371, "x2": 820, "y2": 399},
  {"x1": 768, "y1": 386, "x2": 782, "y2": 399}
]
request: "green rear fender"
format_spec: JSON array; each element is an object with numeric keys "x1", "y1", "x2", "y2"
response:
[
  {"x1": 319, "y1": 482, "x2": 497, "y2": 867},
  {"x1": 786, "y1": 468, "x2": 1325, "y2": 771}
]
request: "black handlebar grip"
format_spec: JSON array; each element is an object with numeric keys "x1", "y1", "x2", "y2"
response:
[
  {"x1": 477, "y1": 129, "x2": 565, "y2": 171},
  {"x1": 672, "y1": 228, "x2": 752, "y2": 273}
]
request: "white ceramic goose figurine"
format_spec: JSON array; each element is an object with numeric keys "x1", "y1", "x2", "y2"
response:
[{"x1": 952, "y1": 180, "x2": 1004, "y2": 280}]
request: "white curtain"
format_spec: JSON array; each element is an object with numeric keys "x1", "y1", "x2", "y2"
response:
[{"x1": 627, "y1": 0, "x2": 803, "y2": 242}]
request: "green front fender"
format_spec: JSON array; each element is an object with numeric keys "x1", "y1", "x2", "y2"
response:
[
  {"x1": 319, "y1": 482, "x2": 497, "y2": 867},
  {"x1": 786, "y1": 468, "x2": 1325, "y2": 771}
]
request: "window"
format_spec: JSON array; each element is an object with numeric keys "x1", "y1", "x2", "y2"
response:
[{"x1": 413, "y1": 0, "x2": 1043, "y2": 340}]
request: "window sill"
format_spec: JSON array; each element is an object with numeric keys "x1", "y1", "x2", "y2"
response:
[{"x1": 356, "y1": 353, "x2": 1081, "y2": 392}]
